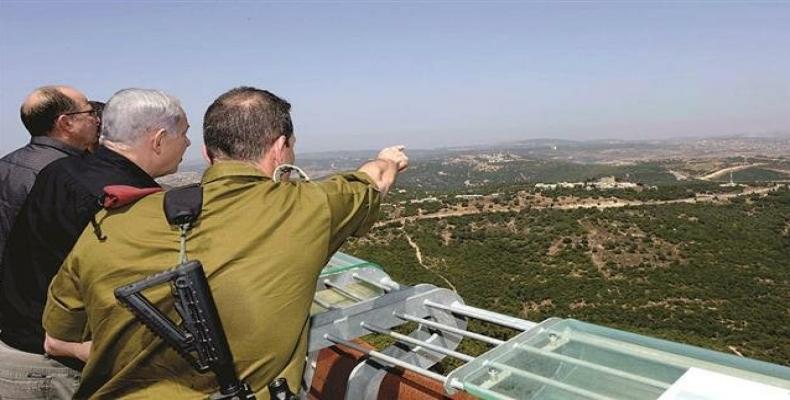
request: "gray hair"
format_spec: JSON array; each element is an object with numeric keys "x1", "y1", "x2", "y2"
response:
[{"x1": 101, "y1": 88, "x2": 183, "y2": 145}]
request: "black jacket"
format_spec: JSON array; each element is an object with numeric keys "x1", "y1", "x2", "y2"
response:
[
  {"x1": 0, "y1": 146, "x2": 159, "y2": 353},
  {"x1": 0, "y1": 137, "x2": 82, "y2": 260}
]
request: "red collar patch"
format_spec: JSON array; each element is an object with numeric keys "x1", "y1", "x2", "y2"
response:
[{"x1": 102, "y1": 185, "x2": 162, "y2": 209}]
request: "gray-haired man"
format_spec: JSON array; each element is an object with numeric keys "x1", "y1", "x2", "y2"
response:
[{"x1": 0, "y1": 88, "x2": 190, "y2": 399}]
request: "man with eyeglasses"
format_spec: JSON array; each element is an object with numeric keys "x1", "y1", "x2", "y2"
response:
[
  {"x1": 0, "y1": 85, "x2": 100, "y2": 271},
  {"x1": 0, "y1": 88, "x2": 190, "y2": 399}
]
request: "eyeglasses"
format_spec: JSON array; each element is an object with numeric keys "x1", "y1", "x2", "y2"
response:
[{"x1": 62, "y1": 108, "x2": 97, "y2": 117}]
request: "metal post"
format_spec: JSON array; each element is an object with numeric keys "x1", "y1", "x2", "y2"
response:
[
  {"x1": 351, "y1": 273, "x2": 394, "y2": 292},
  {"x1": 313, "y1": 297, "x2": 336, "y2": 310},
  {"x1": 423, "y1": 300, "x2": 537, "y2": 331},
  {"x1": 395, "y1": 313, "x2": 505, "y2": 346},
  {"x1": 323, "y1": 279, "x2": 366, "y2": 302},
  {"x1": 361, "y1": 322, "x2": 475, "y2": 362}
]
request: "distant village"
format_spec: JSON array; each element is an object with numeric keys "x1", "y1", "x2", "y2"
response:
[{"x1": 534, "y1": 176, "x2": 654, "y2": 191}]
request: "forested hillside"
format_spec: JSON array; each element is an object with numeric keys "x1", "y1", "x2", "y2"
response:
[{"x1": 344, "y1": 185, "x2": 790, "y2": 366}]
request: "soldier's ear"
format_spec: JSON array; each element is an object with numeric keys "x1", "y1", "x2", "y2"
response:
[
  {"x1": 202, "y1": 145, "x2": 214, "y2": 165},
  {"x1": 272, "y1": 135, "x2": 288, "y2": 164}
]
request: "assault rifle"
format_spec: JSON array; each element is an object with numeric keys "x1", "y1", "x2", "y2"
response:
[{"x1": 115, "y1": 260, "x2": 255, "y2": 400}]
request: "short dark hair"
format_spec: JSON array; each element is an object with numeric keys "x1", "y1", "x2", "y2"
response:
[
  {"x1": 20, "y1": 87, "x2": 79, "y2": 137},
  {"x1": 89, "y1": 101, "x2": 105, "y2": 120},
  {"x1": 203, "y1": 86, "x2": 293, "y2": 161}
]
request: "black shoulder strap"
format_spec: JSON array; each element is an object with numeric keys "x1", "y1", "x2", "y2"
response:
[{"x1": 163, "y1": 183, "x2": 203, "y2": 226}]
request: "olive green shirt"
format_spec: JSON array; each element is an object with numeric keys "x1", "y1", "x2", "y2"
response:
[{"x1": 43, "y1": 161, "x2": 381, "y2": 399}]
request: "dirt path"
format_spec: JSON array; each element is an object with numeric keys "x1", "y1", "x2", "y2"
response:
[
  {"x1": 402, "y1": 229, "x2": 458, "y2": 292},
  {"x1": 668, "y1": 170, "x2": 689, "y2": 181},
  {"x1": 377, "y1": 184, "x2": 784, "y2": 227},
  {"x1": 700, "y1": 163, "x2": 767, "y2": 180}
]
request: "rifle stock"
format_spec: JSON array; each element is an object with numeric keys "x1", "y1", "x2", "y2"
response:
[{"x1": 115, "y1": 260, "x2": 255, "y2": 399}]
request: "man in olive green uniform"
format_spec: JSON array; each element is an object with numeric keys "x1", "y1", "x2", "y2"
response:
[{"x1": 42, "y1": 87, "x2": 408, "y2": 399}]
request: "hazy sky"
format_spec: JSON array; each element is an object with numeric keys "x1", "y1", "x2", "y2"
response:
[{"x1": 1, "y1": 2, "x2": 788, "y2": 160}]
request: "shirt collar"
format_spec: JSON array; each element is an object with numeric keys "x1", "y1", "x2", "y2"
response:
[
  {"x1": 94, "y1": 146, "x2": 159, "y2": 188},
  {"x1": 29, "y1": 136, "x2": 83, "y2": 156},
  {"x1": 201, "y1": 161, "x2": 269, "y2": 185}
]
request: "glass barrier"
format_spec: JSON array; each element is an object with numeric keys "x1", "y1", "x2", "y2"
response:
[
  {"x1": 320, "y1": 251, "x2": 382, "y2": 276},
  {"x1": 447, "y1": 318, "x2": 790, "y2": 400}
]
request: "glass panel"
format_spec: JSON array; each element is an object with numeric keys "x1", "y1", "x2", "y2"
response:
[
  {"x1": 320, "y1": 251, "x2": 382, "y2": 276},
  {"x1": 447, "y1": 318, "x2": 790, "y2": 400}
]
